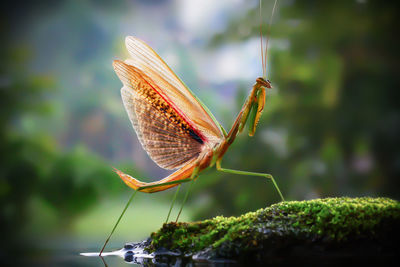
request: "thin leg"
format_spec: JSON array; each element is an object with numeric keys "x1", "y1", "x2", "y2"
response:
[
  {"x1": 99, "y1": 255, "x2": 108, "y2": 267},
  {"x1": 175, "y1": 178, "x2": 196, "y2": 223},
  {"x1": 216, "y1": 161, "x2": 285, "y2": 201},
  {"x1": 175, "y1": 166, "x2": 200, "y2": 222},
  {"x1": 99, "y1": 177, "x2": 195, "y2": 255},
  {"x1": 99, "y1": 190, "x2": 138, "y2": 256},
  {"x1": 165, "y1": 184, "x2": 181, "y2": 223}
]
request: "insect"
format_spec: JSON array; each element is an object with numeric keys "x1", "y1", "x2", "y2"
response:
[{"x1": 99, "y1": 0, "x2": 282, "y2": 255}]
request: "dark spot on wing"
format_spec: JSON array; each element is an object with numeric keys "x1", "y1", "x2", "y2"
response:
[{"x1": 188, "y1": 128, "x2": 204, "y2": 144}]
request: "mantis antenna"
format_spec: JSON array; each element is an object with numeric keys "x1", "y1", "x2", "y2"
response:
[
  {"x1": 260, "y1": 0, "x2": 266, "y2": 78},
  {"x1": 260, "y1": 0, "x2": 279, "y2": 79}
]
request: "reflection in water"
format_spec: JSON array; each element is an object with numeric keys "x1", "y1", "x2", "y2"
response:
[{"x1": 81, "y1": 239, "x2": 238, "y2": 266}]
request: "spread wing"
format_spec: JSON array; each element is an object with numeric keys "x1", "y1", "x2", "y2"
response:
[{"x1": 113, "y1": 37, "x2": 223, "y2": 170}]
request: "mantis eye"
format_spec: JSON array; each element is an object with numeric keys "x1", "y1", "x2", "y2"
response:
[{"x1": 265, "y1": 79, "x2": 272, "y2": 89}]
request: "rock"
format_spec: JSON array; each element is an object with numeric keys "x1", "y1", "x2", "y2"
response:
[{"x1": 146, "y1": 197, "x2": 399, "y2": 265}]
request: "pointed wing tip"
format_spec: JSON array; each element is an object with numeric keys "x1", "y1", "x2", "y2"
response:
[
  {"x1": 112, "y1": 59, "x2": 123, "y2": 69},
  {"x1": 111, "y1": 166, "x2": 120, "y2": 173},
  {"x1": 125, "y1": 35, "x2": 135, "y2": 42},
  {"x1": 112, "y1": 168, "x2": 144, "y2": 191},
  {"x1": 113, "y1": 59, "x2": 132, "y2": 76},
  {"x1": 112, "y1": 60, "x2": 124, "y2": 78},
  {"x1": 113, "y1": 60, "x2": 136, "y2": 87},
  {"x1": 125, "y1": 36, "x2": 143, "y2": 47},
  {"x1": 125, "y1": 36, "x2": 133, "y2": 45},
  {"x1": 112, "y1": 167, "x2": 131, "y2": 181}
]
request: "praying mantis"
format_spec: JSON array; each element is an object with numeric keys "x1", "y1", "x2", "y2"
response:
[{"x1": 100, "y1": 0, "x2": 282, "y2": 256}]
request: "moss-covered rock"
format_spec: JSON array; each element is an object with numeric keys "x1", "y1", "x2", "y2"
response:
[{"x1": 148, "y1": 197, "x2": 399, "y2": 264}]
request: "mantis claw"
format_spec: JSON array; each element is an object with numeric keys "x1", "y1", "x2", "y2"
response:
[{"x1": 249, "y1": 87, "x2": 266, "y2": 136}]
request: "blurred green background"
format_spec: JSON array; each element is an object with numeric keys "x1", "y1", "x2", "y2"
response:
[{"x1": 1, "y1": 0, "x2": 399, "y2": 265}]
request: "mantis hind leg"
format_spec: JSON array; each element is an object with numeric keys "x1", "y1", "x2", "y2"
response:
[
  {"x1": 99, "y1": 190, "x2": 138, "y2": 256},
  {"x1": 165, "y1": 184, "x2": 181, "y2": 223},
  {"x1": 216, "y1": 160, "x2": 285, "y2": 202},
  {"x1": 175, "y1": 178, "x2": 196, "y2": 222},
  {"x1": 99, "y1": 176, "x2": 196, "y2": 256},
  {"x1": 175, "y1": 166, "x2": 200, "y2": 222}
]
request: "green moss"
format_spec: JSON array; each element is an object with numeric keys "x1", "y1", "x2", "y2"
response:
[
  {"x1": 149, "y1": 197, "x2": 400, "y2": 254},
  {"x1": 273, "y1": 197, "x2": 399, "y2": 240}
]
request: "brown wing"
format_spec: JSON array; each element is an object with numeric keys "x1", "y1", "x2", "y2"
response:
[
  {"x1": 114, "y1": 60, "x2": 205, "y2": 169},
  {"x1": 124, "y1": 36, "x2": 223, "y2": 145}
]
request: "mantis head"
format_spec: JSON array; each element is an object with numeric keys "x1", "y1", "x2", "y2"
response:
[{"x1": 248, "y1": 77, "x2": 272, "y2": 136}]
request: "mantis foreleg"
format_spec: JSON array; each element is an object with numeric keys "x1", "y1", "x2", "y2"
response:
[{"x1": 227, "y1": 81, "x2": 268, "y2": 145}]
